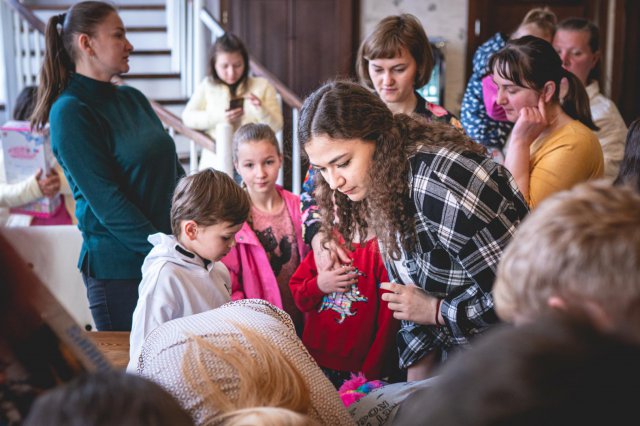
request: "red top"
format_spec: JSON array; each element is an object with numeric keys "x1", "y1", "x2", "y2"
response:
[{"x1": 289, "y1": 239, "x2": 400, "y2": 379}]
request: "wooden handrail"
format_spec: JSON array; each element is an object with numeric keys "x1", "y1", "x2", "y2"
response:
[
  {"x1": 6, "y1": 0, "x2": 45, "y2": 33},
  {"x1": 148, "y1": 100, "x2": 215, "y2": 151},
  {"x1": 110, "y1": 75, "x2": 216, "y2": 152},
  {"x1": 250, "y1": 60, "x2": 302, "y2": 110},
  {"x1": 3, "y1": 0, "x2": 216, "y2": 153}
]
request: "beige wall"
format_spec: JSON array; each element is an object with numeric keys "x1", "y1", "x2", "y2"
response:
[{"x1": 361, "y1": 0, "x2": 468, "y2": 115}]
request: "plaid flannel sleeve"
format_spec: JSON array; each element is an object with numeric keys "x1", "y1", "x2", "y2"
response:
[{"x1": 395, "y1": 148, "x2": 528, "y2": 368}]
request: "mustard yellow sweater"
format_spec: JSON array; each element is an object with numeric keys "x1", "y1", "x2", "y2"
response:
[{"x1": 528, "y1": 120, "x2": 603, "y2": 208}]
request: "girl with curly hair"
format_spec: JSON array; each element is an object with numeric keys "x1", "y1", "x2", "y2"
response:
[
  {"x1": 299, "y1": 80, "x2": 529, "y2": 380},
  {"x1": 301, "y1": 14, "x2": 463, "y2": 268}
]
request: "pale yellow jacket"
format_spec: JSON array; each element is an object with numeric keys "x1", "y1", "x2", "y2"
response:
[{"x1": 182, "y1": 76, "x2": 283, "y2": 137}]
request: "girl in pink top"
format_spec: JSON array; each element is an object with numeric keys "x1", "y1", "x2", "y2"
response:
[{"x1": 221, "y1": 124, "x2": 308, "y2": 334}]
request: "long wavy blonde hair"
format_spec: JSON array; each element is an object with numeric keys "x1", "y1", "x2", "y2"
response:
[
  {"x1": 182, "y1": 324, "x2": 317, "y2": 426},
  {"x1": 298, "y1": 80, "x2": 485, "y2": 260}
]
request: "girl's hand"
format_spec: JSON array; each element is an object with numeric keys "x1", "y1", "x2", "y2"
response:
[
  {"x1": 311, "y1": 233, "x2": 352, "y2": 272},
  {"x1": 36, "y1": 168, "x2": 61, "y2": 197},
  {"x1": 510, "y1": 95, "x2": 549, "y2": 147},
  {"x1": 247, "y1": 93, "x2": 262, "y2": 108},
  {"x1": 317, "y1": 265, "x2": 358, "y2": 294},
  {"x1": 225, "y1": 107, "x2": 244, "y2": 124},
  {"x1": 380, "y1": 282, "x2": 440, "y2": 325}
]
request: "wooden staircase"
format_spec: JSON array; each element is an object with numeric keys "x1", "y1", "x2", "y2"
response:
[{"x1": 3, "y1": 0, "x2": 302, "y2": 191}]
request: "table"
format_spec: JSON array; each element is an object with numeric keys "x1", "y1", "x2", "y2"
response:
[{"x1": 85, "y1": 331, "x2": 130, "y2": 370}]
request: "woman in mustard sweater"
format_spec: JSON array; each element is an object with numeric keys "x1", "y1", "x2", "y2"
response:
[{"x1": 490, "y1": 36, "x2": 603, "y2": 207}]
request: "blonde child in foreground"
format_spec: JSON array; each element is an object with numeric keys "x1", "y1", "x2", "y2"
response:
[
  {"x1": 137, "y1": 300, "x2": 353, "y2": 425},
  {"x1": 493, "y1": 181, "x2": 640, "y2": 338},
  {"x1": 128, "y1": 169, "x2": 250, "y2": 372},
  {"x1": 183, "y1": 324, "x2": 320, "y2": 426},
  {"x1": 221, "y1": 124, "x2": 308, "y2": 335}
]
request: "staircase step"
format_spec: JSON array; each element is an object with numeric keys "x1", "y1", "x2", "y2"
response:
[
  {"x1": 123, "y1": 77, "x2": 183, "y2": 100},
  {"x1": 16, "y1": 53, "x2": 173, "y2": 75},
  {"x1": 125, "y1": 73, "x2": 180, "y2": 80},
  {"x1": 20, "y1": 48, "x2": 170, "y2": 57},
  {"x1": 128, "y1": 54, "x2": 172, "y2": 74},
  {"x1": 32, "y1": 8, "x2": 166, "y2": 28},
  {"x1": 127, "y1": 26, "x2": 167, "y2": 32},
  {"x1": 156, "y1": 98, "x2": 189, "y2": 106},
  {"x1": 127, "y1": 31, "x2": 168, "y2": 50},
  {"x1": 27, "y1": 4, "x2": 165, "y2": 11},
  {"x1": 174, "y1": 133, "x2": 196, "y2": 160},
  {"x1": 161, "y1": 103, "x2": 187, "y2": 117},
  {"x1": 131, "y1": 49, "x2": 171, "y2": 56}
]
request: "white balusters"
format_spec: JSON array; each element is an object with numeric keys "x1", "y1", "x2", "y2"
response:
[
  {"x1": 292, "y1": 108, "x2": 301, "y2": 195},
  {"x1": 13, "y1": 13, "x2": 23, "y2": 92},
  {"x1": 214, "y1": 122, "x2": 234, "y2": 178},
  {"x1": 189, "y1": 140, "x2": 198, "y2": 174}
]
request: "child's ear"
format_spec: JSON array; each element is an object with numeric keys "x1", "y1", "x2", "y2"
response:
[{"x1": 183, "y1": 220, "x2": 198, "y2": 241}]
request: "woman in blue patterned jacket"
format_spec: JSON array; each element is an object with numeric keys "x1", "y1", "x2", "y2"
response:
[
  {"x1": 460, "y1": 8, "x2": 556, "y2": 161},
  {"x1": 300, "y1": 81, "x2": 529, "y2": 381}
]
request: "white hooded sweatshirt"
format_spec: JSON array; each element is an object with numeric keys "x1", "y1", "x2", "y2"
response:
[{"x1": 128, "y1": 232, "x2": 231, "y2": 372}]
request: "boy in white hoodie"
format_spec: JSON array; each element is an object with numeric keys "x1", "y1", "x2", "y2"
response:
[{"x1": 128, "y1": 169, "x2": 250, "y2": 372}]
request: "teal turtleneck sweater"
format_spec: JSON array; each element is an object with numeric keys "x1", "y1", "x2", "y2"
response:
[{"x1": 50, "y1": 73, "x2": 185, "y2": 279}]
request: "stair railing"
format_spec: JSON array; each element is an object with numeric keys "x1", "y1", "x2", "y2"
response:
[
  {"x1": 1, "y1": 0, "x2": 216, "y2": 175},
  {"x1": 1, "y1": 0, "x2": 45, "y2": 117}
]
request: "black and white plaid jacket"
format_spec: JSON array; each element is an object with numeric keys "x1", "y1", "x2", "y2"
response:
[{"x1": 383, "y1": 144, "x2": 529, "y2": 368}]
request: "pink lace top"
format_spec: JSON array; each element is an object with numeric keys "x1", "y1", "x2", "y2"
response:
[{"x1": 250, "y1": 202, "x2": 302, "y2": 331}]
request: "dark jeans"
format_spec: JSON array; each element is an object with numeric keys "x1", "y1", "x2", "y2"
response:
[{"x1": 82, "y1": 272, "x2": 140, "y2": 331}]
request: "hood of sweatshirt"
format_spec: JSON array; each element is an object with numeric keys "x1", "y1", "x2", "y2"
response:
[{"x1": 141, "y1": 233, "x2": 214, "y2": 275}]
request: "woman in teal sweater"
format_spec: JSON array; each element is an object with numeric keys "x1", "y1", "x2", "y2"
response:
[{"x1": 32, "y1": 1, "x2": 184, "y2": 331}]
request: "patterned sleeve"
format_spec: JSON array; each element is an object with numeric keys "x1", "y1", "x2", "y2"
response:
[
  {"x1": 422, "y1": 101, "x2": 465, "y2": 134},
  {"x1": 394, "y1": 149, "x2": 529, "y2": 368},
  {"x1": 301, "y1": 166, "x2": 322, "y2": 245},
  {"x1": 459, "y1": 33, "x2": 514, "y2": 150}
]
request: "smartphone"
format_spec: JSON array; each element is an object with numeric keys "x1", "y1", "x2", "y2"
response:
[{"x1": 229, "y1": 97, "x2": 245, "y2": 111}]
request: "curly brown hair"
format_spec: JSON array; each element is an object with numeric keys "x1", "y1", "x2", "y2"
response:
[{"x1": 299, "y1": 80, "x2": 486, "y2": 259}]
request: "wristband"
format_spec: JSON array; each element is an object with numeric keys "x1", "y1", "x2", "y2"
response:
[{"x1": 435, "y1": 298, "x2": 443, "y2": 326}]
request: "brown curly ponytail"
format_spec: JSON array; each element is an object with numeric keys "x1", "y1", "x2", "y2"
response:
[
  {"x1": 299, "y1": 80, "x2": 486, "y2": 259},
  {"x1": 298, "y1": 81, "x2": 412, "y2": 258}
]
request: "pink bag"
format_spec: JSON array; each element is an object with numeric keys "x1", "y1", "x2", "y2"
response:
[{"x1": 482, "y1": 75, "x2": 509, "y2": 122}]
